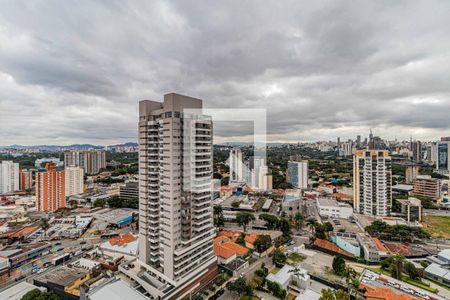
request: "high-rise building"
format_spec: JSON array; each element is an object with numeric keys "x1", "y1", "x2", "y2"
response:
[
  {"x1": 64, "y1": 150, "x2": 106, "y2": 175},
  {"x1": 413, "y1": 175, "x2": 441, "y2": 202},
  {"x1": 19, "y1": 169, "x2": 33, "y2": 191},
  {"x1": 411, "y1": 141, "x2": 422, "y2": 162},
  {"x1": 64, "y1": 166, "x2": 84, "y2": 197},
  {"x1": 436, "y1": 141, "x2": 450, "y2": 174},
  {"x1": 229, "y1": 148, "x2": 244, "y2": 182},
  {"x1": 36, "y1": 163, "x2": 65, "y2": 212},
  {"x1": 133, "y1": 93, "x2": 216, "y2": 299},
  {"x1": 353, "y1": 150, "x2": 392, "y2": 216},
  {"x1": 341, "y1": 141, "x2": 353, "y2": 156},
  {"x1": 0, "y1": 161, "x2": 19, "y2": 194},
  {"x1": 405, "y1": 165, "x2": 419, "y2": 184},
  {"x1": 287, "y1": 160, "x2": 308, "y2": 189}
]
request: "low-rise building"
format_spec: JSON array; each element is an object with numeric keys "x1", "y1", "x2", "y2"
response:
[
  {"x1": 413, "y1": 175, "x2": 441, "y2": 202},
  {"x1": 266, "y1": 265, "x2": 310, "y2": 291},
  {"x1": 34, "y1": 265, "x2": 92, "y2": 299},
  {"x1": 424, "y1": 249, "x2": 450, "y2": 286},
  {"x1": 397, "y1": 197, "x2": 422, "y2": 223},
  {"x1": 317, "y1": 198, "x2": 353, "y2": 219},
  {"x1": 281, "y1": 189, "x2": 302, "y2": 216},
  {"x1": 119, "y1": 181, "x2": 138, "y2": 200}
]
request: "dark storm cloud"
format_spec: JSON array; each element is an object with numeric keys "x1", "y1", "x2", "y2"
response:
[{"x1": 0, "y1": 0, "x2": 450, "y2": 145}]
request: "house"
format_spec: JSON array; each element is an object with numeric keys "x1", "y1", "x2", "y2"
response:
[
  {"x1": 266, "y1": 265, "x2": 310, "y2": 291},
  {"x1": 213, "y1": 235, "x2": 249, "y2": 264},
  {"x1": 244, "y1": 234, "x2": 258, "y2": 249}
]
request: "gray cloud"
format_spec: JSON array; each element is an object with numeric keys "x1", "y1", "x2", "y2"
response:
[{"x1": 0, "y1": 0, "x2": 450, "y2": 145}]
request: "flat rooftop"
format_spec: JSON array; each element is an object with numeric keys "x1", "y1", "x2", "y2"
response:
[{"x1": 35, "y1": 265, "x2": 89, "y2": 286}]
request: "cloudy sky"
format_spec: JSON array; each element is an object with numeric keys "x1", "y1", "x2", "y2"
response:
[{"x1": 1, "y1": 0, "x2": 450, "y2": 145}]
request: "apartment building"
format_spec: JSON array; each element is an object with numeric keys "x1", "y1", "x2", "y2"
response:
[
  {"x1": 436, "y1": 140, "x2": 450, "y2": 174},
  {"x1": 413, "y1": 175, "x2": 441, "y2": 202},
  {"x1": 229, "y1": 148, "x2": 244, "y2": 182},
  {"x1": 36, "y1": 163, "x2": 65, "y2": 212},
  {"x1": 0, "y1": 161, "x2": 19, "y2": 194},
  {"x1": 287, "y1": 160, "x2": 308, "y2": 189},
  {"x1": 128, "y1": 93, "x2": 216, "y2": 299},
  {"x1": 405, "y1": 165, "x2": 419, "y2": 184},
  {"x1": 353, "y1": 150, "x2": 392, "y2": 216},
  {"x1": 64, "y1": 150, "x2": 106, "y2": 175},
  {"x1": 19, "y1": 169, "x2": 33, "y2": 191},
  {"x1": 64, "y1": 166, "x2": 84, "y2": 197}
]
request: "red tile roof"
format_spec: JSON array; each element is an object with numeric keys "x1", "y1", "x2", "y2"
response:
[
  {"x1": 361, "y1": 283, "x2": 419, "y2": 300},
  {"x1": 214, "y1": 236, "x2": 249, "y2": 259},
  {"x1": 313, "y1": 238, "x2": 354, "y2": 258},
  {"x1": 244, "y1": 234, "x2": 258, "y2": 245},
  {"x1": 372, "y1": 237, "x2": 388, "y2": 252},
  {"x1": 109, "y1": 233, "x2": 137, "y2": 246}
]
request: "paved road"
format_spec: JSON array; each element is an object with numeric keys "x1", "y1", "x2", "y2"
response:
[{"x1": 423, "y1": 209, "x2": 450, "y2": 217}]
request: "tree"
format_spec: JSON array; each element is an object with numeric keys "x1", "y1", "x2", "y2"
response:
[
  {"x1": 404, "y1": 261, "x2": 421, "y2": 280},
  {"x1": 259, "y1": 213, "x2": 279, "y2": 230},
  {"x1": 236, "y1": 212, "x2": 255, "y2": 232},
  {"x1": 231, "y1": 201, "x2": 241, "y2": 208},
  {"x1": 332, "y1": 256, "x2": 346, "y2": 276},
  {"x1": 391, "y1": 255, "x2": 405, "y2": 280},
  {"x1": 21, "y1": 289, "x2": 61, "y2": 300},
  {"x1": 335, "y1": 289, "x2": 350, "y2": 300},
  {"x1": 277, "y1": 217, "x2": 291, "y2": 237},
  {"x1": 213, "y1": 205, "x2": 225, "y2": 228},
  {"x1": 40, "y1": 218, "x2": 49, "y2": 236},
  {"x1": 227, "y1": 277, "x2": 251, "y2": 298},
  {"x1": 266, "y1": 280, "x2": 286, "y2": 299},
  {"x1": 294, "y1": 212, "x2": 303, "y2": 231},
  {"x1": 236, "y1": 233, "x2": 246, "y2": 246},
  {"x1": 319, "y1": 288, "x2": 334, "y2": 300},
  {"x1": 69, "y1": 199, "x2": 78, "y2": 209},
  {"x1": 272, "y1": 249, "x2": 286, "y2": 266},
  {"x1": 306, "y1": 218, "x2": 318, "y2": 233},
  {"x1": 93, "y1": 198, "x2": 106, "y2": 208},
  {"x1": 253, "y1": 235, "x2": 272, "y2": 253}
]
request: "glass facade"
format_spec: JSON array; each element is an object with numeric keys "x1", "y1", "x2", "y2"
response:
[{"x1": 438, "y1": 142, "x2": 449, "y2": 171}]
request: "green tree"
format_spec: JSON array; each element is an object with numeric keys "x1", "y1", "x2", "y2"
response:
[
  {"x1": 277, "y1": 217, "x2": 291, "y2": 237},
  {"x1": 266, "y1": 280, "x2": 286, "y2": 299},
  {"x1": 236, "y1": 233, "x2": 246, "y2": 246},
  {"x1": 253, "y1": 235, "x2": 272, "y2": 253},
  {"x1": 40, "y1": 218, "x2": 49, "y2": 236},
  {"x1": 319, "y1": 288, "x2": 334, "y2": 300},
  {"x1": 335, "y1": 289, "x2": 350, "y2": 300},
  {"x1": 69, "y1": 199, "x2": 78, "y2": 209},
  {"x1": 391, "y1": 255, "x2": 405, "y2": 280},
  {"x1": 294, "y1": 212, "x2": 303, "y2": 231},
  {"x1": 272, "y1": 249, "x2": 287, "y2": 266},
  {"x1": 213, "y1": 205, "x2": 225, "y2": 228},
  {"x1": 404, "y1": 261, "x2": 421, "y2": 280},
  {"x1": 21, "y1": 289, "x2": 61, "y2": 300},
  {"x1": 236, "y1": 212, "x2": 255, "y2": 232},
  {"x1": 332, "y1": 256, "x2": 346, "y2": 276},
  {"x1": 227, "y1": 277, "x2": 251, "y2": 298},
  {"x1": 93, "y1": 198, "x2": 106, "y2": 208},
  {"x1": 259, "y1": 213, "x2": 279, "y2": 230},
  {"x1": 306, "y1": 218, "x2": 318, "y2": 233}
]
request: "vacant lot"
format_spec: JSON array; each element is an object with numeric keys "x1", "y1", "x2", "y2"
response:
[{"x1": 423, "y1": 216, "x2": 450, "y2": 239}]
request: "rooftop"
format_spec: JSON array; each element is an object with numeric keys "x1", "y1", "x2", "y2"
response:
[
  {"x1": 35, "y1": 265, "x2": 89, "y2": 286},
  {"x1": 313, "y1": 238, "x2": 354, "y2": 258},
  {"x1": 362, "y1": 284, "x2": 417, "y2": 300},
  {"x1": 89, "y1": 279, "x2": 148, "y2": 300}
]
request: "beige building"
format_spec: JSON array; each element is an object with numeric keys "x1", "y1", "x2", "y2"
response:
[
  {"x1": 405, "y1": 165, "x2": 419, "y2": 184},
  {"x1": 353, "y1": 150, "x2": 392, "y2": 216},
  {"x1": 413, "y1": 175, "x2": 441, "y2": 201},
  {"x1": 64, "y1": 166, "x2": 84, "y2": 197},
  {"x1": 128, "y1": 93, "x2": 216, "y2": 299},
  {"x1": 0, "y1": 161, "x2": 19, "y2": 194},
  {"x1": 398, "y1": 197, "x2": 422, "y2": 223},
  {"x1": 64, "y1": 150, "x2": 106, "y2": 175}
]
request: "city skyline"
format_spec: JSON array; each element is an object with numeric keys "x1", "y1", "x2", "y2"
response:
[{"x1": 1, "y1": 1, "x2": 450, "y2": 144}]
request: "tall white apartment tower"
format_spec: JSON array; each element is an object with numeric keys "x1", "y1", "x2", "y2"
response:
[
  {"x1": 229, "y1": 148, "x2": 244, "y2": 182},
  {"x1": 0, "y1": 161, "x2": 19, "y2": 194},
  {"x1": 64, "y1": 166, "x2": 84, "y2": 196},
  {"x1": 136, "y1": 93, "x2": 217, "y2": 299},
  {"x1": 353, "y1": 150, "x2": 392, "y2": 216}
]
